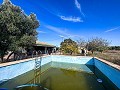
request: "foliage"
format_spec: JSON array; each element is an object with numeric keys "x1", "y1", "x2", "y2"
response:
[
  {"x1": 0, "y1": 0, "x2": 39, "y2": 62},
  {"x1": 86, "y1": 37, "x2": 109, "y2": 53},
  {"x1": 60, "y1": 38, "x2": 78, "y2": 55},
  {"x1": 108, "y1": 46, "x2": 120, "y2": 50}
]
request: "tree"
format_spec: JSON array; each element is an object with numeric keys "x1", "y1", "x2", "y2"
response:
[
  {"x1": 0, "y1": 0, "x2": 39, "y2": 62},
  {"x1": 60, "y1": 38, "x2": 78, "y2": 55},
  {"x1": 109, "y1": 46, "x2": 120, "y2": 50},
  {"x1": 86, "y1": 37, "x2": 109, "y2": 53},
  {"x1": 77, "y1": 38, "x2": 87, "y2": 48}
]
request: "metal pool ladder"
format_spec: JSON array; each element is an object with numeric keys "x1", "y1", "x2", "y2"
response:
[
  {"x1": 34, "y1": 54, "x2": 42, "y2": 84},
  {"x1": 15, "y1": 51, "x2": 49, "y2": 90},
  {"x1": 27, "y1": 51, "x2": 42, "y2": 84}
]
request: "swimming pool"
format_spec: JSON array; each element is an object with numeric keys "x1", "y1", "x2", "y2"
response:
[{"x1": 0, "y1": 55, "x2": 120, "y2": 90}]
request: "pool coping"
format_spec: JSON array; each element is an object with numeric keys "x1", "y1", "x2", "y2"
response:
[
  {"x1": 0, "y1": 55, "x2": 92, "y2": 67},
  {"x1": 0, "y1": 55, "x2": 120, "y2": 71},
  {"x1": 0, "y1": 55, "x2": 50, "y2": 67},
  {"x1": 94, "y1": 57, "x2": 120, "y2": 71}
]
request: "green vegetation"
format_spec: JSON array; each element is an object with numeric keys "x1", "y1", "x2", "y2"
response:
[
  {"x1": 0, "y1": 0, "x2": 39, "y2": 62},
  {"x1": 60, "y1": 37, "x2": 109, "y2": 55},
  {"x1": 60, "y1": 38, "x2": 78, "y2": 55},
  {"x1": 60, "y1": 38, "x2": 120, "y2": 65},
  {"x1": 108, "y1": 46, "x2": 120, "y2": 50},
  {"x1": 86, "y1": 37, "x2": 109, "y2": 53},
  {"x1": 77, "y1": 37, "x2": 109, "y2": 53}
]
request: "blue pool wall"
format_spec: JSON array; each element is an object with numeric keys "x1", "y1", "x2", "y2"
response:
[
  {"x1": 94, "y1": 58, "x2": 120, "y2": 89},
  {"x1": 51, "y1": 56, "x2": 94, "y2": 65},
  {"x1": 0, "y1": 56, "x2": 93, "y2": 81},
  {"x1": 0, "y1": 60, "x2": 34, "y2": 81},
  {"x1": 0, "y1": 55, "x2": 120, "y2": 89},
  {"x1": 0, "y1": 56, "x2": 52, "y2": 82}
]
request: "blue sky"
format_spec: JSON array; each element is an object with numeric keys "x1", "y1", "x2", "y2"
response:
[{"x1": 0, "y1": 0, "x2": 120, "y2": 46}]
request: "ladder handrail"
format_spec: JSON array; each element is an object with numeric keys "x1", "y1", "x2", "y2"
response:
[{"x1": 33, "y1": 50, "x2": 42, "y2": 84}]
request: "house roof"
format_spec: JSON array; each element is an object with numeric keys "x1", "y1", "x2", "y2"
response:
[{"x1": 35, "y1": 41, "x2": 55, "y2": 47}]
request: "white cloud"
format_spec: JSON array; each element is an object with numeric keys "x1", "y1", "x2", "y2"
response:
[
  {"x1": 60, "y1": 16, "x2": 83, "y2": 22},
  {"x1": 37, "y1": 30, "x2": 46, "y2": 34},
  {"x1": 75, "y1": 0, "x2": 85, "y2": 17},
  {"x1": 75, "y1": 0, "x2": 81, "y2": 10},
  {"x1": 45, "y1": 25, "x2": 82, "y2": 38},
  {"x1": 59, "y1": 35, "x2": 65, "y2": 38},
  {"x1": 105, "y1": 26, "x2": 120, "y2": 32},
  {"x1": 45, "y1": 25, "x2": 68, "y2": 35}
]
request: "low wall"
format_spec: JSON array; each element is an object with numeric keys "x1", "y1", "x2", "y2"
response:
[{"x1": 94, "y1": 58, "x2": 120, "y2": 89}]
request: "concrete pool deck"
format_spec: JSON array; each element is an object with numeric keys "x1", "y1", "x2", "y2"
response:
[{"x1": 94, "y1": 57, "x2": 120, "y2": 71}]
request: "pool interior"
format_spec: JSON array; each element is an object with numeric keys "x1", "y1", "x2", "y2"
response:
[{"x1": 0, "y1": 62, "x2": 119, "y2": 90}]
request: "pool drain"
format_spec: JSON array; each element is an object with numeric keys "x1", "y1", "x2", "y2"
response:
[{"x1": 97, "y1": 79, "x2": 102, "y2": 83}]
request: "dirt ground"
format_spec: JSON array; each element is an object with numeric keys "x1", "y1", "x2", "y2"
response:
[{"x1": 91, "y1": 50, "x2": 120, "y2": 66}]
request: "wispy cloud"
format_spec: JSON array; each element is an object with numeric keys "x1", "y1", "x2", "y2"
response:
[
  {"x1": 60, "y1": 16, "x2": 83, "y2": 22},
  {"x1": 59, "y1": 35, "x2": 65, "y2": 38},
  {"x1": 39, "y1": 0, "x2": 84, "y2": 22},
  {"x1": 37, "y1": 30, "x2": 46, "y2": 34},
  {"x1": 45, "y1": 25, "x2": 68, "y2": 35},
  {"x1": 45, "y1": 25, "x2": 82, "y2": 38},
  {"x1": 105, "y1": 26, "x2": 120, "y2": 32},
  {"x1": 75, "y1": 0, "x2": 85, "y2": 17}
]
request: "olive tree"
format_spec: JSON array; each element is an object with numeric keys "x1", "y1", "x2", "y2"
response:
[
  {"x1": 60, "y1": 38, "x2": 78, "y2": 55},
  {"x1": 86, "y1": 37, "x2": 109, "y2": 53},
  {"x1": 0, "y1": 0, "x2": 39, "y2": 62}
]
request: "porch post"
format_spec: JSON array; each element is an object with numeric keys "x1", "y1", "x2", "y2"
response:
[{"x1": 45, "y1": 47, "x2": 47, "y2": 54}]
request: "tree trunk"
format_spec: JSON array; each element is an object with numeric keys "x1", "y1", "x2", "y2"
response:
[
  {"x1": 14, "y1": 52, "x2": 19, "y2": 61},
  {"x1": 92, "y1": 51, "x2": 94, "y2": 54},
  {"x1": 6, "y1": 51, "x2": 14, "y2": 62},
  {"x1": 14, "y1": 53, "x2": 16, "y2": 61},
  {"x1": 0, "y1": 56, "x2": 4, "y2": 62}
]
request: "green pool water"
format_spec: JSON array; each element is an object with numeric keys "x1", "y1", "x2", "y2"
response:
[{"x1": 0, "y1": 62, "x2": 119, "y2": 90}]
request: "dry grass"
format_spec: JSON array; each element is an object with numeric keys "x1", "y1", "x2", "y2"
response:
[{"x1": 90, "y1": 50, "x2": 120, "y2": 65}]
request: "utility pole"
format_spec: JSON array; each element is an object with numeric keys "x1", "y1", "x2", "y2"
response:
[{"x1": 59, "y1": 35, "x2": 64, "y2": 42}]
